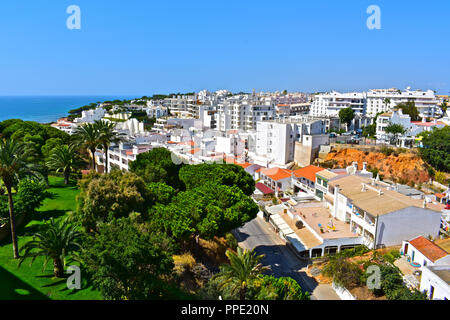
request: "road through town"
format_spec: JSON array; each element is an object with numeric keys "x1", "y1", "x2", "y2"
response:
[{"x1": 233, "y1": 216, "x2": 340, "y2": 300}]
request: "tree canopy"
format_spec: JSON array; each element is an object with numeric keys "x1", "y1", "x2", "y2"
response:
[
  {"x1": 179, "y1": 163, "x2": 255, "y2": 196},
  {"x1": 338, "y1": 108, "x2": 355, "y2": 128},
  {"x1": 419, "y1": 126, "x2": 450, "y2": 172},
  {"x1": 129, "y1": 147, "x2": 183, "y2": 189},
  {"x1": 148, "y1": 182, "x2": 259, "y2": 241},
  {"x1": 80, "y1": 217, "x2": 176, "y2": 300},
  {"x1": 75, "y1": 171, "x2": 151, "y2": 231}
]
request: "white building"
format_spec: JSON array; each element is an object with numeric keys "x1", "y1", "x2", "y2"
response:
[
  {"x1": 366, "y1": 88, "x2": 439, "y2": 118},
  {"x1": 420, "y1": 265, "x2": 450, "y2": 300},
  {"x1": 326, "y1": 175, "x2": 443, "y2": 249},
  {"x1": 311, "y1": 88, "x2": 439, "y2": 119},
  {"x1": 73, "y1": 107, "x2": 106, "y2": 123},
  {"x1": 310, "y1": 91, "x2": 365, "y2": 118},
  {"x1": 401, "y1": 236, "x2": 450, "y2": 268},
  {"x1": 254, "y1": 118, "x2": 326, "y2": 166}
]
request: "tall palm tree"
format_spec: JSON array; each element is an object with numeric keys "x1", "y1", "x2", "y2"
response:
[
  {"x1": 0, "y1": 138, "x2": 41, "y2": 258},
  {"x1": 46, "y1": 144, "x2": 85, "y2": 184},
  {"x1": 73, "y1": 123, "x2": 100, "y2": 172},
  {"x1": 94, "y1": 120, "x2": 124, "y2": 174},
  {"x1": 213, "y1": 247, "x2": 270, "y2": 300},
  {"x1": 19, "y1": 218, "x2": 81, "y2": 278}
]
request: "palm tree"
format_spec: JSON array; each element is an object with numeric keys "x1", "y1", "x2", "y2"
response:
[
  {"x1": 0, "y1": 138, "x2": 41, "y2": 259},
  {"x1": 73, "y1": 123, "x2": 100, "y2": 172},
  {"x1": 19, "y1": 218, "x2": 81, "y2": 278},
  {"x1": 213, "y1": 247, "x2": 270, "y2": 300},
  {"x1": 46, "y1": 144, "x2": 85, "y2": 185},
  {"x1": 94, "y1": 120, "x2": 124, "y2": 174}
]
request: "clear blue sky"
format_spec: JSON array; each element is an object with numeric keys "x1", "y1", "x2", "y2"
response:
[{"x1": 0, "y1": 0, "x2": 449, "y2": 96}]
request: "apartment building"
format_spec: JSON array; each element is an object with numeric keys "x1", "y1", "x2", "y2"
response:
[
  {"x1": 311, "y1": 88, "x2": 439, "y2": 119},
  {"x1": 310, "y1": 91, "x2": 366, "y2": 117},
  {"x1": 326, "y1": 175, "x2": 442, "y2": 249},
  {"x1": 366, "y1": 88, "x2": 439, "y2": 117},
  {"x1": 215, "y1": 100, "x2": 276, "y2": 132},
  {"x1": 254, "y1": 118, "x2": 326, "y2": 166}
]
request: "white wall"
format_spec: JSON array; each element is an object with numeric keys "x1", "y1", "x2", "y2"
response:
[
  {"x1": 420, "y1": 266, "x2": 450, "y2": 300},
  {"x1": 376, "y1": 207, "x2": 441, "y2": 247}
]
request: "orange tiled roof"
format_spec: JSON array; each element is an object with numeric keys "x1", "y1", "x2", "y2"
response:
[
  {"x1": 436, "y1": 193, "x2": 446, "y2": 199},
  {"x1": 235, "y1": 162, "x2": 252, "y2": 169},
  {"x1": 293, "y1": 165, "x2": 323, "y2": 182},
  {"x1": 409, "y1": 236, "x2": 449, "y2": 262},
  {"x1": 261, "y1": 167, "x2": 292, "y2": 181}
]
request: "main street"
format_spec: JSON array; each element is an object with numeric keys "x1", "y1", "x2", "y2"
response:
[{"x1": 233, "y1": 216, "x2": 340, "y2": 300}]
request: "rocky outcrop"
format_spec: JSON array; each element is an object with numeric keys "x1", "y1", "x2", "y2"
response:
[{"x1": 324, "y1": 148, "x2": 430, "y2": 184}]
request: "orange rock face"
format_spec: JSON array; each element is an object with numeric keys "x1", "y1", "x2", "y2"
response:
[{"x1": 324, "y1": 148, "x2": 430, "y2": 184}]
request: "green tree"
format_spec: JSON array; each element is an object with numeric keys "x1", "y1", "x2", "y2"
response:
[
  {"x1": 46, "y1": 144, "x2": 85, "y2": 184},
  {"x1": 249, "y1": 275, "x2": 310, "y2": 300},
  {"x1": 418, "y1": 126, "x2": 450, "y2": 172},
  {"x1": 19, "y1": 218, "x2": 81, "y2": 277},
  {"x1": 213, "y1": 248, "x2": 270, "y2": 300},
  {"x1": 129, "y1": 147, "x2": 183, "y2": 189},
  {"x1": 385, "y1": 123, "x2": 406, "y2": 145},
  {"x1": 75, "y1": 171, "x2": 150, "y2": 232},
  {"x1": 338, "y1": 108, "x2": 355, "y2": 131},
  {"x1": 397, "y1": 100, "x2": 420, "y2": 121},
  {"x1": 73, "y1": 123, "x2": 101, "y2": 172},
  {"x1": 94, "y1": 120, "x2": 125, "y2": 174},
  {"x1": 80, "y1": 218, "x2": 175, "y2": 300},
  {"x1": 148, "y1": 182, "x2": 258, "y2": 242},
  {"x1": 0, "y1": 138, "x2": 41, "y2": 258},
  {"x1": 322, "y1": 256, "x2": 362, "y2": 289},
  {"x1": 41, "y1": 137, "x2": 63, "y2": 160},
  {"x1": 179, "y1": 163, "x2": 255, "y2": 196}
]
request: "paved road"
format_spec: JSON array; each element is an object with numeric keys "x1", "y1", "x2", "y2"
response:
[{"x1": 233, "y1": 216, "x2": 340, "y2": 300}]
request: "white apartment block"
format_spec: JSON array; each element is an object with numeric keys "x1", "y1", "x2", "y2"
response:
[
  {"x1": 254, "y1": 118, "x2": 326, "y2": 166},
  {"x1": 310, "y1": 88, "x2": 439, "y2": 120},
  {"x1": 310, "y1": 91, "x2": 365, "y2": 117},
  {"x1": 215, "y1": 101, "x2": 276, "y2": 132},
  {"x1": 366, "y1": 88, "x2": 439, "y2": 117}
]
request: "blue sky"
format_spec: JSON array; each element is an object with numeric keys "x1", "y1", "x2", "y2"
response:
[{"x1": 0, "y1": 0, "x2": 449, "y2": 96}]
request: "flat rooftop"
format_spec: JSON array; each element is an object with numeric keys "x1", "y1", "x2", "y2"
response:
[
  {"x1": 329, "y1": 175, "x2": 442, "y2": 216},
  {"x1": 292, "y1": 205, "x2": 359, "y2": 240}
]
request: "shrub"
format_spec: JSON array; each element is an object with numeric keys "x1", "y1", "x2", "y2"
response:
[
  {"x1": 225, "y1": 232, "x2": 238, "y2": 250},
  {"x1": 173, "y1": 253, "x2": 196, "y2": 275},
  {"x1": 322, "y1": 257, "x2": 363, "y2": 289}
]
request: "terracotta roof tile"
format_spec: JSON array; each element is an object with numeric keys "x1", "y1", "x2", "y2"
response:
[
  {"x1": 261, "y1": 167, "x2": 292, "y2": 181},
  {"x1": 409, "y1": 236, "x2": 449, "y2": 262},
  {"x1": 293, "y1": 165, "x2": 323, "y2": 182}
]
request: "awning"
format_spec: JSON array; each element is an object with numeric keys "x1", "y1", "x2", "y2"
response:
[{"x1": 255, "y1": 182, "x2": 274, "y2": 195}]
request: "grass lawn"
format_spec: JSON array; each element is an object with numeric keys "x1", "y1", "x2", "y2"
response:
[{"x1": 0, "y1": 176, "x2": 102, "y2": 300}]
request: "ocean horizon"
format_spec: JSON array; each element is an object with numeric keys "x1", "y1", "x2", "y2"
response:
[{"x1": 0, "y1": 96, "x2": 136, "y2": 123}]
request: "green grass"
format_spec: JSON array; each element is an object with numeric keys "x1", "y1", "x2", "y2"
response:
[{"x1": 0, "y1": 176, "x2": 102, "y2": 300}]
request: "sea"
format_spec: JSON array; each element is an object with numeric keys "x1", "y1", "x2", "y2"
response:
[{"x1": 0, "y1": 96, "x2": 136, "y2": 123}]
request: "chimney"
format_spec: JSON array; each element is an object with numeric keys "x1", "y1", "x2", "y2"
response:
[
  {"x1": 363, "y1": 162, "x2": 367, "y2": 171},
  {"x1": 353, "y1": 162, "x2": 358, "y2": 172}
]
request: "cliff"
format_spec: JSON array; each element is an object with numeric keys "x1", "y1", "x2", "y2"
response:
[{"x1": 324, "y1": 148, "x2": 430, "y2": 184}]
